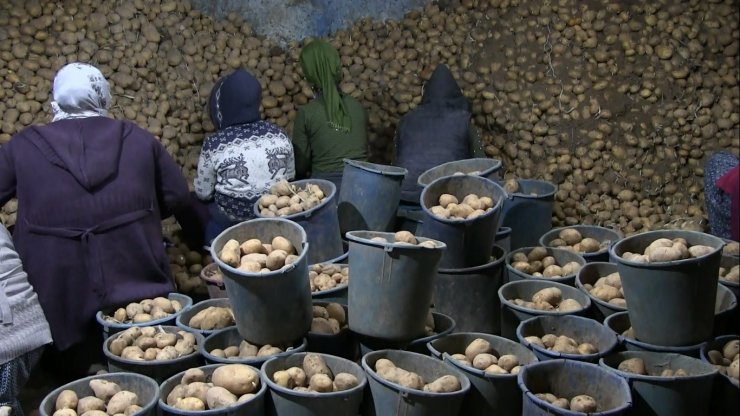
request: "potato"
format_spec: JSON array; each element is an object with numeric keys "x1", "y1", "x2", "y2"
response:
[
  {"x1": 325, "y1": 303, "x2": 346, "y2": 326},
  {"x1": 532, "y1": 287, "x2": 562, "y2": 306},
  {"x1": 271, "y1": 180, "x2": 292, "y2": 196},
  {"x1": 510, "y1": 366, "x2": 522, "y2": 375},
  {"x1": 561, "y1": 262, "x2": 581, "y2": 276},
  {"x1": 124, "y1": 303, "x2": 144, "y2": 320},
  {"x1": 143, "y1": 348, "x2": 160, "y2": 360},
  {"x1": 166, "y1": 384, "x2": 187, "y2": 406},
  {"x1": 173, "y1": 397, "x2": 205, "y2": 411},
  {"x1": 618, "y1": 357, "x2": 647, "y2": 375},
  {"x1": 503, "y1": 178, "x2": 519, "y2": 193},
  {"x1": 525, "y1": 336, "x2": 545, "y2": 348},
  {"x1": 376, "y1": 364, "x2": 424, "y2": 390},
  {"x1": 450, "y1": 354, "x2": 471, "y2": 366},
  {"x1": 536, "y1": 393, "x2": 558, "y2": 403},
  {"x1": 179, "y1": 368, "x2": 206, "y2": 385},
  {"x1": 201, "y1": 308, "x2": 235, "y2": 330},
  {"x1": 55, "y1": 390, "x2": 78, "y2": 411},
  {"x1": 570, "y1": 395, "x2": 597, "y2": 412},
  {"x1": 212, "y1": 364, "x2": 260, "y2": 395},
  {"x1": 157, "y1": 346, "x2": 179, "y2": 360},
  {"x1": 154, "y1": 332, "x2": 177, "y2": 349},
  {"x1": 577, "y1": 343, "x2": 598, "y2": 355},
  {"x1": 134, "y1": 336, "x2": 156, "y2": 350},
  {"x1": 266, "y1": 249, "x2": 288, "y2": 270},
  {"x1": 206, "y1": 386, "x2": 238, "y2": 409},
  {"x1": 438, "y1": 194, "x2": 458, "y2": 208},
  {"x1": 123, "y1": 405, "x2": 142, "y2": 416},
  {"x1": 512, "y1": 261, "x2": 533, "y2": 274},
  {"x1": 257, "y1": 345, "x2": 283, "y2": 357},
  {"x1": 76, "y1": 397, "x2": 105, "y2": 414},
  {"x1": 723, "y1": 340, "x2": 739, "y2": 360},
  {"x1": 330, "y1": 372, "x2": 358, "y2": 392},
  {"x1": 109, "y1": 337, "x2": 129, "y2": 357},
  {"x1": 557, "y1": 298, "x2": 582, "y2": 311},
  {"x1": 450, "y1": 203, "x2": 474, "y2": 219},
  {"x1": 552, "y1": 398, "x2": 570, "y2": 409},
  {"x1": 185, "y1": 382, "x2": 211, "y2": 403},
  {"x1": 688, "y1": 245, "x2": 713, "y2": 258},
  {"x1": 237, "y1": 393, "x2": 256, "y2": 403},
  {"x1": 273, "y1": 370, "x2": 293, "y2": 389},
  {"x1": 394, "y1": 230, "x2": 417, "y2": 244},
  {"x1": 259, "y1": 194, "x2": 279, "y2": 208},
  {"x1": 484, "y1": 364, "x2": 507, "y2": 374},
  {"x1": 559, "y1": 228, "x2": 582, "y2": 245},
  {"x1": 271, "y1": 236, "x2": 295, "y2": 254},
  {"x1": 220, "y1": 239, "x2": 241, "y2": 267},
  {"x1": 579, "y1": 238, "x2": 601, "y2": 253},
  {"x1": 591, "y1": 285, "x2": 621, "y2": 302},
  {"x1": 497, "y1": 355, "x2": 519, "y2": 372},
  {"x1": 551, "y1": 336, "x2": 579, "y2": 354},
  {"x1": 309, "y1": 374, "x2": 334, "y2": 392},
  {"x1": 89, "y1": 379, "x2": 121, "y2": 402},
  {"x1": 542, "y1": 264, "x2": 563, "y2": 277},
  {"x1": 303, "y1": 353, "x2": 333, "y2": 379},
  {"x1": 728, "y1": 360, "x2": 739, "y2": 380},
  {"x1": 242, "y1": 253, "x2": 268, "y2": 267},
  {"x1": 462, "y1": 194, "x2": 481, "y2": 210},
  {"x1": 648, "y1": 246, "x2": 682, "y2": 262},
  {"x1": 472, "y1": 353, "x2": 497, "y2": 370},
  {"x1": 541, "y1": 334, "x2": 558, "y2": 348},
  {"x1": 51, "y1": 410, "x2": 76, "y2": 416},
  {"x1": 465, "y1": 338, "x2": 492, "y2": 362},
  {"x1": 479, "y1": 196, "x2": 494, "y2": 210},
  {"x1": 286, "y1": 367, "x2": 307, "y2": 388},
  {"x1": 311, "y1": 317, "x2": 337, "y2": 334},
  {"x1": 112, "y1": 308, "x2": 127, "y2": 322},
  {"x1": 423, "y1": 375, "x2": 461, "y2": 393},
  {"x1": 107, "y1": 391, "x2": 138, "y2": 415}
]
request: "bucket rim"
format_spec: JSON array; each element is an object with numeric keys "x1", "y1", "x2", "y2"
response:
[
  {"x1": 438, "y1": 245, "x2": 506, "y2": 274},
  {"x1": 260, "y1": 351, "x2": 368, "y2": 397},
  {"x1": 505, "y1": 246, "x2": 587, "y2": 281},
  {"x1": 103, "y1": 325, "x2": 205, "y2": 365},
  {"x1": 200, "y1": 327, "x2": 308, "y2": 365},
  {"x1": 609, "y1": 230, "x2": 726, "y2": 267},
  {"x1": 599, "y1": 350, "x2": 719, "y2": 381},
  {"x1": 602, "y1": 311, "x2": 708, "y2": 352},
  {"x1": 308, "y1": 263, "x2": 349, "y2": 297},
  {"x1": 498, "y1": 280, "x2": 592, "y2": 315},
  {"x1": 253, "y1": 179, "x2": 337, "y2": 220},
  {"x1": 95, "y1": 293, "x2": 193, "y2": 330},
  {"x1": 575, "y1": 262, "x2": 627, "y2": 313},
  {"x1": 420, "y1": 175, "x2": 506, "y2": 225},
  {"x1": 539, "y1": 225, "x2": 622, "y2": 257},
  {"x1": 416, "y1": 157, "x2": 503, "y2": 187},
  {"x1": 407, "y1": 312, "x2": 456, "y2": 347},
  {"x1": 343, "y1": 158, "x2": 408, "y2": 177},
  {"x1": 345, "y1": 230, "x2": 447, "y2": 251},
  {"x1": 516, "y1": 314, "x2": 619, "y2": 361},
  {"x1": 497, "y1": 178, "x2": 557, "y2": 199}
]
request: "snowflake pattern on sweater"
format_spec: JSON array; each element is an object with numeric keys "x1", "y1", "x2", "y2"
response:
[{"x1": 194, "y1": 120, "x2": 296, "y2": 221}]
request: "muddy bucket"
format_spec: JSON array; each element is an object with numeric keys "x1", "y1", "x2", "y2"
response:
[
  {"x1": 576, "y1": 262, "x2": 625, "y2": 321},
  {"x1": 261, "y1": 352, "x2": 367, "y2": 416},
  {"x1": 603, "y1": 312, "x2": 705, "y2": 357},
  {"x1": 434, "y1": 245, "x2": 506, "y2": 334},
  {"x1": 505, "y1": 246, "x2": 586, "y2": 286},
  {"x1": 416, "y1": 157, "x2": 503, "y2": 187},
  {"x1": 210, "y1": 218, "x2": 311, "y2": 346},
  {"x1": 362, "y1": 350, "x2": 471, "y2": 416},
  {"x1": 494, "y1": 226, "x2": 512, "y2": 253},
  {"x1": 200, "y1": 263, "x2": 227, "y2": 299},
  {"x1": 516, "y1": 315, "x2": 618, "y2": 363},
  {"x1": 176, "y1": 298, "x2": 234, "y2": 337},
  {"x1": 338, "y1": 159, "x2": 407, "y2": 235},
  {"x1": 518, "y1": 359, "x2": 632, "y2": 415},
  {"x1": 600, "y1": 351, "x2": 717, "y2": 416},
  {"x1": 201, "y1": 327, "x2": 307, "y2": 368},
  {"x1": 700, "y1": 335, "x2": 740, "y2": 416},
  {"x1": 539, "y1": 225, "x2": 622, "y2": 263},
  {"x1": 427, "y1": 332, "x2": 538, "y2": 416},
  {"x1": 498, "y1": 179, "x2": 557, "y2": 251},
  {"x1": 609, "y1": 230, "x2": 725, "y2": 346},
  {"x1": 95, "y1": 293, "x2": 193, "y2": 340},
  {"x1": 346, "y1": 231, "x2": 445, "y2": 340},
  {"x1": 498, "y1": 280, "x2": 591, "y2": 340},
  {"x1": 255, "y1": 179, "x2": 343, "y2": 264},
  {"x1": 420, "y1": 175, "x2": 505, "y2": 268},
  {"x1": 307, "y1": 301, "x2": 357, "y2": 360}
]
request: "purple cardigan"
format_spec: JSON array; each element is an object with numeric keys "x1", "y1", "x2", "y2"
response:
[{"x1": 0, "y1": 117, "x2": 191, "y2": 350}]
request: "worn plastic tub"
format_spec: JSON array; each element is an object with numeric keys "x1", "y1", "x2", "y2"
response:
[
  {"x1": 210, "y1": 218, "x2": 311, "y2": 346},
  {"x1": 357, "y1": 312, "x2": 456, "y2": 356},
  {"x1": 417, "y1": 157, "x2": 503, "y2": 187},
  {"x1": 427, "y1": 332, "x2": 538, "y2": 416},
  {"x1": 700, "y1": 335, "x2": 740, "y2": 416},
  {"x1": 434, "y1": 245, "x2": 506, "y2": 334},
  {"x1": 603, "y1": 312, "x2": 706, "y2": 357},
  {"x1": 498, "y1": 179, "x2": 557, "y2": 251},
  {"x1": 200, "y1": 263, "x2": 227, "y2": 299},
  {"x1": 610, "y1": 230, "x2": 726, "y2": 346},
  {"x1": 498, "y1": 280, "x2": 592, "y2": 340},
  {"x1": 40, "y1": 373, "x2": 160, "y2": 416},
  {"x1": 575, "y1": 262, "x2": 625, "y2": 321},
  {"x1": 600, "y1": 351, "x2": 717, "y2": 416},
  {"x1": 95, "y1": 293, "x2": 193, "y2": 339},
  {"x1": 494, "y1": 226, "x2": 512, "y2": 254},
  {"x1": 516, "y1": 315, "x2": 619, "y2": 363},
  {"x1": 176, "y1": 298, "x2": 234, "y2": 337},
  {"x1": 338, "y1": 159, "x2": 407, "y2": 235},
  {"x1": 539, "y1": 225, "x2": 622, "y2": 263},
  {"x1": 420, "y1": 175, "x2": 506, "y2": 268},
  {"x1": 346, "y1": 231, "x2": 445, "y2": 340},
  {"x1": 307, "y1": 301, "x2": 357, "y2": 360},
  {"x1": 362, "y1": 349, "x2": 471, "y2": 416},
  {"x1": 200, "y1": 327, "x2": 307, "y2": 368},
  {"x1": 518, "y1": 359, "x2": 632, "y2": 415},
  {"x1": 505, "y1": 246, "x2": 586, "y2": 286},
  {"x1": 261, "y1": 352, "x2": 367, "y2": 416}
]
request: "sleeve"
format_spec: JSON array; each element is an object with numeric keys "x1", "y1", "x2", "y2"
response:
[
  {"x1": 193, "y1": 141, "x2": 217, "y2": 201},
  {"x1": 468, "y1": 125, "x2": 486, "y2": 158},
  {"x1": 0, "y1": 140, "x2": 17, "y2": 207},
  {"x1": 292, "y1": 107, "x2": 312, "y2": 179},
  {"x1": 153, "y1": 139, "x2": 191, "y2": 219}
]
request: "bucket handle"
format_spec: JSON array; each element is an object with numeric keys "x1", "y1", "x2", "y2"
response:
[
  {"x1": 379, "y1": 247, "x2": 395, "y2": 284},
  {"x1": 395, "y1": 390, "x2": 411, "y2": 416}
]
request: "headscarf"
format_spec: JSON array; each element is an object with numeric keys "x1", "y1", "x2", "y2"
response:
[
  {"x1": 299, "y1": 40, "x2": 351, "y2": 132},
  {"x1": 51, "y1": 62, "x2": 111, "y2": 122},
  {"x1": 208, "y1": 69, "x2": 262, "y2": 130}
]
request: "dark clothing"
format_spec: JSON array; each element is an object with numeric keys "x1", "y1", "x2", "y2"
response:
[
  {"x1": 208, "y1": 69, "x2": 262, "y2": 130},
  {"x1": 0, "y1": 117, "x2": 189, "y2": 350},
  {"x1": 717, "y1": 166, "x2": 740, "y2": 241},
  {"x1": 705, "y1": 152, "x2": 740, "y2": 240}
]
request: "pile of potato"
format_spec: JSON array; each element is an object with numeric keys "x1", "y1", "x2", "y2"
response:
[
  {"x1": 272, "y1": 353, "x2": 359, "y2": 392},
  {"x1": 104, "y1": 297, "x2": 183, "y2": 324},
  {"x1": 706, "y1": 339, "x2": 739, "y2": 380},
  {"x1": 163, "y1": 227, "x2": 210, "y2": 294},
  {"x1": 219, "y1": 236, "x2": 298, "y2": 273},
  {"x1": 257, "y1": 180, "x2": 327, "y2": 217},
  {"x1": 311, "y1": 303, "x2": 346, "y2": 335},
  {"x1": 52, "y1": 379, "x2": 142, "y2": 416},
  {"x1": 621, "y1": 237, "x2": 714, "y2": 263},
  {"x1": 535, "y1": 393, "x2": 599, "y2": 413},
  {"x1": 374, "y1": 358, "x2": 461, "y2": 393},
  {"x1": 428, "y1": 193, "x2": 495, "y2": 220},
  {"x1": 510, "y1": 287, "x2": 583, "y2": 312},
  {"x1": 510, "y1": 247, "x2": 583, "y2": 278},
  {"x1": 369, "y1": 231, "x2": 439, "y2": 248},
  {"x1": 108, "y1": 327, "x2": 197, "y2": 361},
  {"x1": 187, "y1": 306, "x2": 235, "y2": 331},
  {"x1": 448, "y1": 338, "x2": 522, "y2": 375},
  {"x1": 547, "y1": 228, "x2": 610, "y2": 254},
  {"x1": 618, "y1": 357, "x2": 688, "y2": 377},
  {"x1": 309, "y1": 264, "x2": 349, "y2": 293},
  {"x1": 719, "y1": 263, "x2": 739, "y2": 283},
  {"x1": 209, "y1": 339, "x2": 285, "y2": 360},
  {"x1": 582, "y1": 271, "x2": 626, "y2": 307},
  {"x1": 166, "y1": 365, "x2": 259, "y2": 411},
  {"x1": 525, "y1": 334, "x2": 599, "y2": 356}
]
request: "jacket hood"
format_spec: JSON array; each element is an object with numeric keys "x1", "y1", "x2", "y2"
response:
[
  {"x1": 209, "y1": 69, "x2": 262, "y2": 130},
  {"x1": 421, "y1": 64, "x2": 470, "y2": 111}
]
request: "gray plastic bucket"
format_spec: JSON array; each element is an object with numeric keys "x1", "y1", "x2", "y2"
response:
[
  {"x1": 416, "y1": 157, "x2": 503, "y2": 187},
  {"x1": 505, "y1": 246, "x2": 586, "y2": 286},
  {"x1": 95, "y1": 293, "x2": 193, "y2": 340},
  {"x1": 200, "y1": 263, "x2": 228, "y2": 299},
  {"x1": 494, "y1": 226, "x2": 512, "y2": 253},
  {"x1": 609, "y1": 230, "x2": 725, "y2": 346},
  {"x1": 103, "y1": 325, "x2": 206, "y2": 383},
  {"x1": 539, "y1": 225, "x2": 623, "y2": 263},
  {"x1": 518, "y1": 359, "x2": 632, "y2": 415},
  {"x1": 307, "y1": 301, "x2": 357, "y2": 360},
  {"x1": 158, "y1": 363, "x2": 267, "y2": 416},
  {"x1": 498, "y1": 280, "x2": 592, "y2": 340},
  {"x1": 338, "y1": 159, "x2": 407, "y2": 235},
  {"x1": 603, "y1": 312, "x2": 705, "y2": 358},
  {"x1": 176, "y1": 298, "x2": 234, "y2": 337},
  {"x1": 201, "y1": 327, "x2": 307, "y2": 368},
  {"x1": 420, "y1": 175, "x2": 506, "y2": 268},
  {"x1": 255, "y1": 179, "x2": 343, "y2": 265},
  {"x1": 576, "y1": 262, "x2": 625, "y2": 321},
  {"x1": 427, "y1": 332, "x2": 538, "y2": 416},
  {"x1": 434, "y1": 245, "x2": 507, "y2": 334},
  {"x1": 361, "y1": 349, "x2": 471, "y2": 416},
  {"x1": 261, "y1": 352, "x2": 367, "y2": 416},
  {"x1": 346, "y1": 230, "x2": 445, "y2": 340},
  {"x1": 516, "y1": 315, "x2": 619, "y2": 363},
  {"x1": 714, "y1": 283, "x2": 738, "y2": 336},
  {"x1": 700, "y1": 335, "x2": 740, "y2": 416},
  {"x1": 310, "y1": 262, "x2": 349, "y2": 304},
  {"x1": 498, "y1": 179, "x2": 557, "y2": 251},
  {"x1": 357, "y1": 312, "x2": 456, "y2": 356},
  {"x1": 40, "y1": 372, "x2": 160, "y2": 416},
  {"x1": 600, "y1": 351, "x2": 717, "y2": 416},
  {"x1": 210, "y1": 218, "x2": 311, "y2": 346}
]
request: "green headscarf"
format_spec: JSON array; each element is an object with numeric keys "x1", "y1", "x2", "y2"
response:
[{"x1": 300, "y1": 40, "x2": 351, "y2": 132}]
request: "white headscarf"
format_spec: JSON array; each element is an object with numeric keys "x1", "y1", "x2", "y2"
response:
[{"x1": 51, "y1": 62, "x2": 111, "y2": 122}]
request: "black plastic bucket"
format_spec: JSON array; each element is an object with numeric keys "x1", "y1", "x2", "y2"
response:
[
  {"x1": 505, "y1": 246, "x2": 586, "y2": 286},
  {"x1": 539, "y1": 225, "x2": 622, "y2": 263},
  {"x1": 603, "y1": 312, "x2": 706, "y2": 358},
  {"x1": 176, "y1": 298, "x2": 234, "y2": 337},
  {"x1": 494, "y1": 226, "x2": 512, "y2": 254},
  {"x1": 700, "y1": 335, "x2": 739, "y2": 416},
  {"x1": 516, "y1": 315, "x2": 619, "y2": 363},
  {"x1": 356, "y1": 312, "x2": 456, "y2": 356},
  {"x1": 307, "y1": 301, "x2": 357, "y2": 360},
  {"x1": 416, "y1": 157, "x2": 503, "y2": 188},
  {"x1": 95, "y1": 293, "x2": 193, "y2": 340},
  {"x1": 575, "y1": 262, "x2": 625, "y2": 321},
  {"x1": 310, "y1": 262, "x2": 349, "y2": 304},
  {"x1": 498, "y1": 179, "x2": 557, "y2": 251},
  {"x1": 201, "y1": 327, "x2": 307, "y2": 368}
]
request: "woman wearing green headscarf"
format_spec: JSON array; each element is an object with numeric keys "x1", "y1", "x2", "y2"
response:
[{"x1": 292, "y1": 40, "x2": 368, "y2": 193}]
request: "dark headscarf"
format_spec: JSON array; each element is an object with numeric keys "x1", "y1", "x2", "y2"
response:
[
  {"x1": 208, "y1": 69, "x2": 262, "y2": 130},
  {"x1": 421, "y1": 64, "x2": 471, "y2": 111},
  {"x1": 299, "y1": 40, "x2": 351, "y2": 132}
]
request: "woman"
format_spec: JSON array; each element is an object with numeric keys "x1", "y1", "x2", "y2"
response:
[
  {"x1": 292, "y1": 40, "x2": 368, "y2": 192},
  {"x1": 0, "y1": 63, "x2": 195, "y2": 378},
  {"x1": 705, "y1": 151, "x2": 739, "y2": 240},
  {"x1": 194, "y1": 69, "x2": 296, "y2": 243}
]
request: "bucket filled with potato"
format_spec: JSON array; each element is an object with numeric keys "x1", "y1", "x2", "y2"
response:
[
  {"x1": 497, "y1": 178, "x2": 557, "y2": 251},
  {"x1": 96, "y1": 293, "x2": 193, "y2": 339},
  {"x1": 176, "y1": 298, "x2": 236, "y2": 337},
  {"x1": 700, "y1": 336, "x2": 739, "y2": 415},
  {"x1": 506, "y1": 246, "x2": 586, "y2": 286},
  {"x1": 539, "y1": 225, "x2": 622, "y2": 263},
  {"x1": 416, "y1": 157, "x2": 503, "y2": 188}
]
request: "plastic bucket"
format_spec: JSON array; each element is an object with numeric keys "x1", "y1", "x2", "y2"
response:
[
  {"x1": 420, "y1": 175, "x2": 506, "y2": 268},
  {"x1": 505, "y1": 246, "x2": 586, "y2": 286},
  {"x1": 603, "y1": 312, "x2": 706, "y2": 357},
  {"x1": 338, "y1": 159, "x2": 407, "y2": 235},
  {"x1": 255, "y1": 179, "x2": 343, "y2": 264},
  {"x1": 200, "y1": 263, "x2": 227, "y2": 299},
  {"x1": 700, "y1": 335, "x2": 740, "y2": 416},
  {"x1": 40, "y1": 372, "x2": 160, "y2": 416},
  {"x1": 714, "y1": 283, "x2": 738, "y2": 336},
  {"x1": 600, "y1": 351, "x2": 717, "y2": 416},
  {"x1": 427, "y1": 332, "x2": 538, "y2": 416},
  {"x1": 539, "y1": 225, "x2": 623, "y2": 263},
  {"x1": 516, "y1": 315, "x2": 619, "y2": 363},
  {"x1": 498, "y1": 280, "x2": 592, "y2": 340},
  {"x1": 356, "y1": 312, "x2": 456, "y2": 356},
  {"x1": 95, "y1": 293, "x2": 193, "y2": 340},
  {"x1": 518, "y1": 359, "x2": 632, "y2": 415},
  {"x1": 498, "y1": 179, "x2": 557, "y2": 251},
  {"x1": 176, "y1": 298, "x2": 234, "y2": 337},
  {"x1": 361, "y1": 349, "x2": 471, "y2": 416},
  {"x1": 210, "y1": 218, "x2": 311, "y2": 346},
  {"x1": 307, "y1": 301, "x2": 357, "y2": 360},
  {"x1": 609, "y1": 230, "x2": 725, "y2": 346},
  {"x1": 310, "y1": 262, "x2": 349, "y2": 304},
  {"x1": 103, "y1": 325, "x2": 206, "y2": 383},
  {"x1": 416, "y1": 157, "x2": 503, "y2": 187},
  {"x1": 158, "y1": 363, "x2": 267, "y2": 416},
  {"x1": 201, "y1": 327, "x2": 307, "y2": 368},
  {"x1": 346, "y1": 230, "x2": 445, "y2": 340},
  {"x1": 494, "y1": 226, "x2": 512, "y2": 254},
  {"x1": 261, "y1": 352, "x2": 367, "y2": 416},
  {"x1": 434, "y1": 245, "x2": 506, "y2": 334},
  {"x1": 576, "y1": 262, "x2": 625, "y2": 321}
]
